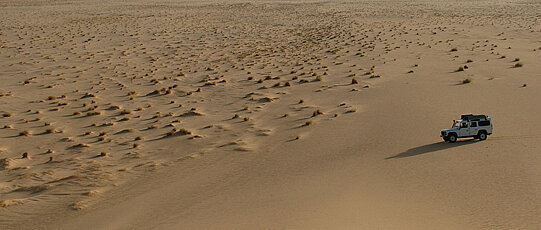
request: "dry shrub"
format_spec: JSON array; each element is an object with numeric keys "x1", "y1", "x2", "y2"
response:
[
  {"x1": 87, "y1": 111, "x2": 101, "y2": 116},
  {"x1": 19, "y1": 130, "x2": 31, "y2": 136}
]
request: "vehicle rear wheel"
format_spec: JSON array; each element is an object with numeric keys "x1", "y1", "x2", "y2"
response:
[
  {"x1": 448, "y1": 134, "x2": 457, "y2": 143},
  {"x1": 478, "y1": 132, "x2": 487, "y2": 141}
]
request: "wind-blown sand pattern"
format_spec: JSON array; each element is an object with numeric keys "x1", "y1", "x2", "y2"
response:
[{"x1": 1, "y1": 0, "x2": 540, "y2": 229}]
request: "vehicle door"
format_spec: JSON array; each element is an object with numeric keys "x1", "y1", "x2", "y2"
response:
[
  {"x1": 469, "y1": 121, "x2": 478, "y2": 136},
  {"x1": 458, "y1": 122, "x2": 469, "y2": 137}
]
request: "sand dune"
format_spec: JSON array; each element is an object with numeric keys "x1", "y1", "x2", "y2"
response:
[{"x1": 1, "y1": 0, "x2": 540, "y2": 229}]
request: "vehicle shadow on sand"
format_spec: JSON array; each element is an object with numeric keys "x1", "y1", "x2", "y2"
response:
[{"x1": 386, "y1": 139, "x2": 478, "y2": 159}]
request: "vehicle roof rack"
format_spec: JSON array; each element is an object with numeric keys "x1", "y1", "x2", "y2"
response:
[{"x1": 461, "y1": 114, "x2": 487, "y2": 121}]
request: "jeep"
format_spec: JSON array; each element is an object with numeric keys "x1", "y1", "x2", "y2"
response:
[{"x1": 441, "y1": 114, "x2": 493, "y2": 142}]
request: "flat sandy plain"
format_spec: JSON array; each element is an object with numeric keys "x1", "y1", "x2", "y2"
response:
[{"x1": 1, "y1": 0, "x2": 540, "y2": 229}]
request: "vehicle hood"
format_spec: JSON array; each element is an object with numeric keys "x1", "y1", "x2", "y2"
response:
[{"x1": 441, "y1": 128, "x2": 458, "y2": 133}]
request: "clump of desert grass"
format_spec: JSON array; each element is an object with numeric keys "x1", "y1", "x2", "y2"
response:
[
  {"x1": 304, "y1": 120, "x2": 313, "y2": 126},
  {"x1": 101, "y1": 122, "x2": 114, "y2": 126},
  {"x1": 109, "y1": 105, "x2": 121, "y2": 110},
  {"x1": 2, "y1": 113, "x2": 11, "y2": 117},
  {"x1": 462, "y1": 78, "x2": 472, "y2": 84},
  {"x1": 147, "y1": 88, "x2": 167, "y2": 96},
  {"x1": 45, "y1": 128, "x2": 61, "y2": 134},
  {"x1": 456, "y1": 66, "x2": 464, "y2": 72},
  {"x1": 351, "y1": 78, "x2": 358, "y2": 84},
  {"x1": 19, "y1": 130, "x2": 31, "y2": 136},
  {"x1": 81, "y1": 92, "x2": 96, "y2": 98},
  {"x1": 87, "y1": 111, "x2": 101, "y2": 116},
  {"x1": 120, "y1": 109, "x2": 132, "y2": 115},
  {"x1": 312, "y1": 109, "x2": 323, "y2": 117},
  {"x1": 166, "y1": 128, "x2": 192, "y2": 137},
  {"x1": 514, "y1": 62, "x2": 523, "y2": 68},
  {"x1": 180, "y1": 109, "x2": 203, "y2": 117}
]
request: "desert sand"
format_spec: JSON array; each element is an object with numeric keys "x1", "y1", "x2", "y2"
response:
[{"x1": 1, "y1": 0, "x2": 540, "y2": 229}]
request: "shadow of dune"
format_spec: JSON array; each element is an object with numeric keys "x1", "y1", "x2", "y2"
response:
[{"x1": 386, "y1": 139, "x2": 477, "y2": 159}]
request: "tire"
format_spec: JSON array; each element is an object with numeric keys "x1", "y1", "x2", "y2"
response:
[
  {"x1": 448, "y1": 134, "x2": 457, "y2": 143},
  {"x1": 478, "y1": 132, "x2": 487, "y2": 141}
]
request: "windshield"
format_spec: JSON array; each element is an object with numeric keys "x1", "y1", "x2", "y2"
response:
[{"x1": 452, "y1": 120, "x2": 461, "y2": 128}]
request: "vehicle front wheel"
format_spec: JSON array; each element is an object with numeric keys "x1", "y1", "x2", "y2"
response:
[
  {"x1": 448, "y1": 135, "x2": 457, "y2": 143},
  {"x1": 478, "y1": 132, "x2": 487, "y2": 141}
]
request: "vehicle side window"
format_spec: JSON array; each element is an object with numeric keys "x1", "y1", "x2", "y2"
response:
[
  {"x1": 461, "y1": 123, "x2": 468, "y2": 128},
  {"x1": 470, "y1": 122, "x2": 477, "y2": 127},
  {"x1": 479, "y1": 121, "x2": 490, "y2": 126}
]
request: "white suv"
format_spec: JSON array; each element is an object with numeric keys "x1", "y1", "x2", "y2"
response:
[{"x1": 441, "y1": 114, "x2": 493, "y2": 142}]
